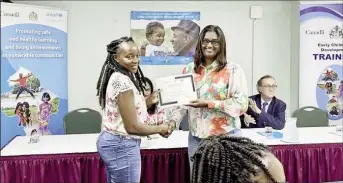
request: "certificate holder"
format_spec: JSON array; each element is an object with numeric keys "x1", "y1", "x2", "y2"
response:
[{"x1": 155, "y1": 74, "x2": 197, "y2": 108}]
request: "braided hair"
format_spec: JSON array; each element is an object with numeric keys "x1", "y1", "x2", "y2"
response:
[
  {"x1": 96, "y1": 37, "x2": 146, "y2": 109},
  {"x1": 191, "y1": 134, "x2": 277, "y2": 183}
]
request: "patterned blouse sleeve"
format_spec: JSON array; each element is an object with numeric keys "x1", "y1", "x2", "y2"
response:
[
  {"x1": 164, "y1": 106, "x2": 188, "y2": 128},
  {"x1": 208, "y1": 63, "x2": 249, "y2": 117},
  {"x1": 110, "y1": 73, "x2": 134, "y2": 99}
]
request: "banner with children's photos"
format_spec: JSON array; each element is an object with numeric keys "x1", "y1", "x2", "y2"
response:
[
  {"x1": 299, "y1": 3, "x2": 343, "y2": 126},
  {"x1": 1, "y1": 3, "x2": 68, "y2": 148},
  {"x1": 130, "y1": 11, "x2": 200, "y2": 65}
]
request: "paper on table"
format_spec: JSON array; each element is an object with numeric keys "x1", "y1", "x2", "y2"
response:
[
  {"x1": 155, "y1": 74, "x2": 197, "y2": 108},
  {"x1": 329, "y1": 131, "x2": 343, "y2": 136},
  {"x1": 257, "y1": 131, "x2": 283, "y2": 139}
]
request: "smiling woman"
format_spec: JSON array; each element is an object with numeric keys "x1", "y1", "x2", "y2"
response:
[
  {"x1": 95, "y1": 36, "x2": 173, "y2": 183},
  {"x1": 165, "y1": 25, "x2": 249, "y2": 179}
]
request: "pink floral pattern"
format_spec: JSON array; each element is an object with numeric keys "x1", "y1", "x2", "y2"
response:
[
  {"x1": 102, "y1": 72, "x2": 159, "y2": 138},
  {"x1": 147, "y1": 108, "x2": 165, "y2": 125}
]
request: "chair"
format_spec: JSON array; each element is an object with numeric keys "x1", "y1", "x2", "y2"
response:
[
  {"x1": 291, "y1": 106, "x2": 329, "y2": 127},
  {"x1": 63, "y1": 108, "x2": 102, "y2": 134}
]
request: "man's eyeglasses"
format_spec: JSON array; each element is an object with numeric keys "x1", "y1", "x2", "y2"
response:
[
  {"x1": 202, "y1": 39, "x2": 220, "y2": 46},
  {"x1": 261, "y1": 85, "x2": 278, "y2": 90}
]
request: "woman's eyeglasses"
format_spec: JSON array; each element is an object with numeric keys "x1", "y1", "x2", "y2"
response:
[{"x1": 202, "y1": 39, "x2": 220, "y2": 46}]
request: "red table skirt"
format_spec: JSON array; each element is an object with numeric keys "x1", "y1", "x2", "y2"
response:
[{"x1": 1, "y1": 143, "x2": 342, "y2": 183}]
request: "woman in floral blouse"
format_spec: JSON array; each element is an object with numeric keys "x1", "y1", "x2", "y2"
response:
[
  {"x1": 95, "y1": 37, "x2": 172, "y2": 183},
  {"x1": 166, "y1": 25, "x2": 249, "y2": 175}
]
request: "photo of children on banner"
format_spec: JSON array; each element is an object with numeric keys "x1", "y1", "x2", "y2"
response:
[
  {"x1": 328, "y1": 96, "x2": 337, "y2": 103},
  {"x1": 1, "y1": 67, "x2": 61, "y2": 135},
  {"x1": 14, "y1": 102, "x2": 25, "y2": 127},
  {"x1": 14, "y1": 101, "x2": 32, "y2": 127},
  {"x1": 131, "y1": 11, "x2": 200, "y2": 65},
  {"x1": 317, "y1": 66, "x2": 343, "y2": 120},
  {"x1": 29, "y1": 129, "x2": 40, "y2": 144},
  {"x1": 140, "y1": 20, "x2": 200, "y2": 57},
  {"x1": 338, "y1": 80, "x2": 343, "y2": 102},
  {"x1": 39, "y1": 92, "x2": 52, "y2": 135},
  {"x1": 324, "y1": 82, "x2": 334, "y2": 94},
  {"x1": 2, "y1": 69, "x2": 41, "y2": 120},
  {"x1": 140, "y1": 22, "x2": 172, "y2": 57},
  {"x1": 329, "y1": 106, "x2": 340, "y2": 116},
  {"x1": 322, "y1": 68, "x2": 339, "y2": 82},
  {"x1": 22, "y1": 102, "x2": 32, "y2": 126}
]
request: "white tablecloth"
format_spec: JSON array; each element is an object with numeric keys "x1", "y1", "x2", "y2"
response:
[{"x1": 1, "y1": 127, "x2": 342, "y2": 156}]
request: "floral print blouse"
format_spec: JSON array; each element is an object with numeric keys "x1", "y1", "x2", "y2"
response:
[
  {"x1": 102, "y1": 72, "x2": 159, "y2": 138},
  {"x1": 165, "y1": 61, "x2": 249, "y2": 138},
  {"x1": 147, "y1": 108, "x2": 165, "y2": 125}
]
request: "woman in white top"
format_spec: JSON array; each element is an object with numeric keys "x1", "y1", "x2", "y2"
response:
[{"x1": 96, "y1": 37, "x2": 172, "y2": 183}]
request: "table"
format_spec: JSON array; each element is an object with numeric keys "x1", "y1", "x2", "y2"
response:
[{"x1": 1, "y1": 127, "x2": 342, "y2": 183}]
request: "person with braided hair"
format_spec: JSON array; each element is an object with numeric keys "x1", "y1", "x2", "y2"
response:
[
  {"x1": 96, "y1": 36, "x2": 173, "y2": 183},
  {"x1": 191, "y1": 134, "x2": 286, "y2": 183}
]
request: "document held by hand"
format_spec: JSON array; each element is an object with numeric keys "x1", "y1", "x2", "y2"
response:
[{"x1": 155, "y1": 74, "x2": 197, "y2": 108}]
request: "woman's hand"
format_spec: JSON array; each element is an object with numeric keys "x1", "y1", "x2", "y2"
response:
[
  {"x1": 185, "y1": 99, "x2": 209, "y2": 108},
  {"x1": 146, "y1": 91, "x2": 159, "y2": 108},
  {"x1": 169, "y1": 121, "x2": 177, "y2": 130},
  {"x1": 158, "y1": 124, "x2": 173, "y2": 138}
]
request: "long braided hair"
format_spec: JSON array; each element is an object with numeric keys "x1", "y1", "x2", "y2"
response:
[
  {"x1": 96, "y1": 37, "x2": 146, "y2": 109},
  {"x1": 191, "y1": 134, "x2": 278, "y2": 183}
]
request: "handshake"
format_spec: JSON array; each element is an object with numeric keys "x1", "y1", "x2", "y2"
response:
[{"x1": 158, "y1": 121, "x2": 176, "y2": 138}]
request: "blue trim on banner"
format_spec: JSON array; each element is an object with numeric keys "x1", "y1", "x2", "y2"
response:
[
  {"x1": 300, "y1": 4, "x2": 343, "y2": 15},
  {"x1": 300, "y1": 12, "x2": 343, "y2": 23},
  {"x1": 300, "y1": 6, "x2": 343, "y2": 19},
  {"x1": 131, "y1": 11, "x2": 200, "y2": 21},
  {"x1": 140, "y1": 56, "x2": 193, "y2": 65}
]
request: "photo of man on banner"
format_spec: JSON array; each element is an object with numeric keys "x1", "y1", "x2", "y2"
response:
[{"x1": 130, "y1": 11, "x2": 200, "y2": 65}]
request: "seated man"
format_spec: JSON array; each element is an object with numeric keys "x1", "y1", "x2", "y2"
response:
[
  {"x1": 241, "y1": 75, "x2": 286, "y2": 130},
  {"x1": 191, "y1": 134, "x2": 286, "y2": 183}
]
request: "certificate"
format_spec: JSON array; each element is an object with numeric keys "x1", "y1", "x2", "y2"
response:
[{"x1": 155, "y1": 74, "x2": 197, "y2": 108}]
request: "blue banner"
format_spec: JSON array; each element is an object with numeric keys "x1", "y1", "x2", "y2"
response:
[
  {"x1": 131, "y1": 11, "x2": 200, "y2": 21},
  {"x1": 299, "y1": 3, "x2": 343, "y2": 126},
  {"x1": 130, "y1": 11, "x2": 200, "y2": 65},
  {"x1": 1, "y1": 3, "x2": 68, "y2": 148}
]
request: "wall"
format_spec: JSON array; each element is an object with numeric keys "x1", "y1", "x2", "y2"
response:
[
  {"x1": 13, "y1": 1, "x2": 295, "y2": 115},
  {"x1": 290, "y1": 1, "x2": 300, "y2": 115}
]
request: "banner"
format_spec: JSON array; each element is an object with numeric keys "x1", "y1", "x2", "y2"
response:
[
  {"x1": 1, "y1": 3, "x2": 68, "y2": 148},
  {"x1": 299, "y1": 3, "x2": 343, "y2": 126},
  {"x1": 130, "y1": 11, "x2": 200, "y2": 65}
]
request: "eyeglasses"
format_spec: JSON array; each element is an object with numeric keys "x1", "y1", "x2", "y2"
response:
[
  {"x1": 261, "y1": 85, "x2": 278, "y2": 90},
  {"x1": 202, "y1": 39, "x2": 220, "y2": 46}
]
